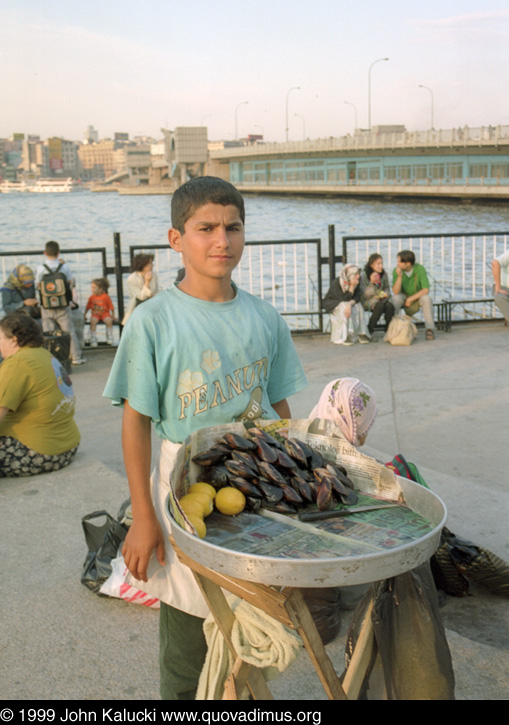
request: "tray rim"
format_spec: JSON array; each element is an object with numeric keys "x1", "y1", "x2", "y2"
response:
[{"x1": 165, "y1": 475, "x2": 447, "y2": 583}]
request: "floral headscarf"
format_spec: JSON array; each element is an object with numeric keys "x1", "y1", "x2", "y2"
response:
[
  {"x1": 309, "y1": 377, "x2": 378, "y2": 447},
  {"x1": 3, "y1": 264, "x2": 35, "y2": 291},
  {"x1": 338, "y1": 264, "x2": 360, "y2": 293}
]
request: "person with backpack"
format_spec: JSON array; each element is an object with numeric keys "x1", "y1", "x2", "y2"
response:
[{"x1": 35, "y1": 241, "x2": 86, "y2": 366}]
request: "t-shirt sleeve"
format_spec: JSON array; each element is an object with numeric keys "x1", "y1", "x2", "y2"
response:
[
  {"x1": 266, "y1": 313, "x2": 307, "y2": 405},
  {"x1": 0, "y1": 357, "x2": 30, "y2": 412},
  {"x1": 102, "y1": 312, "x2": 161, "y2": 422},
  {"x1": 496, "y1": 250, "x2": 509, "y2": 267}
]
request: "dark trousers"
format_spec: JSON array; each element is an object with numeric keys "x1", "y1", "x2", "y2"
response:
[
  {"x1": 159, "y1": 602, "x2": 208, "y2": 700},
  {"x1": 368, "y1": 298, "x2": 395, "y2": 333}
]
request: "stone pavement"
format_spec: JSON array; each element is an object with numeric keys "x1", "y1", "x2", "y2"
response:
[{"x1": 1, "y1": 321, "x2": 508, "y2": 700}]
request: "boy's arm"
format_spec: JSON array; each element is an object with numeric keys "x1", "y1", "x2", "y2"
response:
[
  {"x1": 272, "y1": 398, "x2": 291, "y2": 419},
  {"x1": 121, "y1": 400, "x2": 166, "y2": 582}
]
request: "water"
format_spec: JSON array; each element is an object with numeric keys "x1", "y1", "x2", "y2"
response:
[
  {"x1": 2, "y1": 191, "x2": 508, "y2": 328},
  {"x1": 3, "y1": 190, "x2": 509, "y2": 253}
]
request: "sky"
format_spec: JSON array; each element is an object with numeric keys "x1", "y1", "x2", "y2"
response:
[{"x1": 2, "y1": 0, "x2": 509, "y2": 143}]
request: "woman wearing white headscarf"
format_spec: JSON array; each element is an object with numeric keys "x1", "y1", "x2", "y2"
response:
[
  {"x1": 309, "y1": 377, "x2": 378, "y2": 610},
  {"x1": 322, "y1": 264, "x2": 371, "y2": 346},
  {"x1": 309, "y1": 377, "x2": 378, "y2": 447}
]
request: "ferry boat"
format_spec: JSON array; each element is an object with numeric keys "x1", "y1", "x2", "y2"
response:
[
  {"x1": 0, "y1": 180, "x2": 30, "y2": 193},
  {"x1": 27, "y1": 177, "x2": 84, "y2": 193}
]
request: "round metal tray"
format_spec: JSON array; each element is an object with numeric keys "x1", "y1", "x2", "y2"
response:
[{"x1": 167, "y1": 476, "x2": 447, "y2": 587}]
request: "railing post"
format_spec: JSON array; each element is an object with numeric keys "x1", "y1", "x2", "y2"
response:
[
  {"x1": 328, "y1": 224, "x2": 336, "y2": 284},
  {"x1": 113, "y1": 232, "x2": 125, "y2": 323}
]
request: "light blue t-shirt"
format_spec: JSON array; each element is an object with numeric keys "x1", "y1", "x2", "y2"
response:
[{"x1": 103, "y1": 284, "x2": 307, "y2": 443}]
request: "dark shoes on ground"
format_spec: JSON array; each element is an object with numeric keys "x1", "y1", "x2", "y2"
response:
[{"x1": 426, "y1": 329, "x2": 435, "y2": 340}]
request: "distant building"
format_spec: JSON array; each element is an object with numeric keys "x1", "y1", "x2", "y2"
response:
[
  {"x1": 21, "y1": 138, "x2": 49, "y2": 178},
  {"x1": 371, "y1": 124, "x2": 406, "y2": 135},
  {"x1": 78, "y1": 140, "x2": 117, "y2": 180},
  {"x1": 162, "y1": 127, "x2": 208, "y2": 184},
  {"x1": 84, "y1": 125, "x2": 99, "y2": 144},
  {"x1": 46, "y1": 137, "x2": 79, "y2": 177}
]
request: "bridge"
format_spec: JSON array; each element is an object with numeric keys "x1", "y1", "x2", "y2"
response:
[{"x1": 208, "y1": 125, "x2": 509, "y2": 201}]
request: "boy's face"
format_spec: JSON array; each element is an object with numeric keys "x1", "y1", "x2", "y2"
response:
[
  {"x1": 168, "y1": 203, "x2": 244, "y2": 295},
  {"x1": 91, "y1": 283, "x2": 100, "y2": 295}
]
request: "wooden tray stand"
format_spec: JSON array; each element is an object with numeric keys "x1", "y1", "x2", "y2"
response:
[{"x1": 169, "y1": 535, "x2": 374, "y2": 701}]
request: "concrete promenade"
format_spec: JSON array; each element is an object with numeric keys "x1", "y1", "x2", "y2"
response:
[{"x1": 1, "y1": 321, "x2": 508, "y2": 701}]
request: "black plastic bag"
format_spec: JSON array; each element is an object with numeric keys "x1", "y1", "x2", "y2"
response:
[
  {"x1": 301, "y1": 587, "x2": 342, "y2": 645},
  {"x1": 447, "y1": 534, "x2": 509, "y2": 594},
  {"x1": 344, "y1": 564, "x2": 455, "y2": 700},
  {"x1": 81, "y1": 509, "x2": 129, "y2": 594}
]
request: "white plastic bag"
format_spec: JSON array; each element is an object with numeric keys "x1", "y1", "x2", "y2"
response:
[{"x1": 99, "y1": 556, "x2": 160, "y2": 608}]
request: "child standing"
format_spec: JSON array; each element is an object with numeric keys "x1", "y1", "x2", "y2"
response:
[
  {"x1": 103, "y1": 176, "x2": 307, "y2": 700},
  {"x1": 84, "y1": 278, "x2": 117, "y2": 347}
]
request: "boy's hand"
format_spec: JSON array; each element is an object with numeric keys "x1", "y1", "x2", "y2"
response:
[{"x1": 122, "y1": 512, "x2": 166, "y2": 582}]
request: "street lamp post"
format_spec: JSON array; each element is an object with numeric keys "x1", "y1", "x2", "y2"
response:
[
  {"x1": 285, "y1": 86, "x2": 300, "y2": 142},
  {"x1": 418, "y1": 85, "x2": 434, "y2": 129},
  {"x1": 344, "y1": 101, "x2": 358, "y2": 132},
  {"x1": 235, "y1": 101, "x2": 248, "y2": 141},
  {"x1": 368, "y1": 57, "x2": 389, "y2": 130},
  {"x1": 294, "y1": 113, "x2": 306, "y2": 140}
]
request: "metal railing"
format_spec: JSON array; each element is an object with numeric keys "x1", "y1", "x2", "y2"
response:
[
  {"x1": 1, "y1": 230, "x2": 506, "y2": 332},
  {"x1": 342, "y1": 231, "x2": 509, "y2": 323},
  {"x1": 129, "y1": 239, "x2": 324, "y2": 333},
  {"x1": 0, "y1": 236, "x2": 325, "y2": 334}
]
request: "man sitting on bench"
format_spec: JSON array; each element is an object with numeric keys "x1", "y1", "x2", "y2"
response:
[{"x1": 392, "y1": 250, "x2": 436, "y2": 341}]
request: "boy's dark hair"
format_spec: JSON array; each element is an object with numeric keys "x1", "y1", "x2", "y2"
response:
[
  {"x1": 398, "y1": 250, "x2": 415, "y2": 265},
  {"x1": 45, "y1": 240, "x2": 60, "y2": 257},
  {"x1": 92, "y1": 277, "x2": 109, "y2": 292},
  {"x1": 132, "y1": 253, "x2": 154, "y2": 272},
  {"x1": 0, "y1": 312, "x2": 44, "y2": 348},
  {"x1": 171, "y1": 176, "x2": 245, "y2": 233}
]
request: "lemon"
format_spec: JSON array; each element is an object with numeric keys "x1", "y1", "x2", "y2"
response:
[
  {"x1": 214, "y1": 487, "x2": 246, "y2": 516},
  {"x1": 180, "y1": 492, "x2": 213, "y2": 517},
  {"x1": 187, "y1": 514, "x2": 206, "y2": 539},
  {"x1": 179, "y1": 497, "x2": 206, "y2": 519},
  {"x1": 189, "y1": 482, "x2": 217, "y2": 500}
]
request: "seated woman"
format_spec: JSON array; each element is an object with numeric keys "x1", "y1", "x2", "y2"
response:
[
  {"x1": 360, "y1": 254, "x2": 397, "y2": 335},
  {"x1": 308, "y1": 377, "x2": 378, "y2": 610},
  {"x1": 309, "y1": 377, "x2": 378, "y2": 447},
  {"x1": 122, "y1": 253, "x2": 160, "y2": 325},
  {"x1": 1, "y1": 264, "x2": 41, "y2": 321},
  {"x1": 322, "y1": 264, "x2": 371, "y2": 345},
  {"x1": 0, "y1": 314, "x2": 80, "y2": 477}
]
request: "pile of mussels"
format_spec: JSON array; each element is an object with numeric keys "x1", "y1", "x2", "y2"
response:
[{"x1": 192, "y1": 427, "x2": 358, "y2": 515}]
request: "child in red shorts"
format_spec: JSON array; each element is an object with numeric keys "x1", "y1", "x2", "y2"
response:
[{"x1": 84, "y1": 278, "x2": 117, "y2": 347}]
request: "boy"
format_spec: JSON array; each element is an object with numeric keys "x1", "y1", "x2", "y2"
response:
[
  {"x1": 103, "y1": 177, "x2": 307, "y2": 699},
  {"x1": 392, "y1": 249, "x2": 436, "y2": 340},
  {"x1": 35, "y1": 240, "x2": 86, "y2": 364}
]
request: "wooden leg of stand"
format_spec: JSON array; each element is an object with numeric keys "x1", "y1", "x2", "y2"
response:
[
  {"x1": 193, "y1": 572, "x2": 274, "y2": 701},
  {"x1": 341, "y1": 599, "x2": 374, "y2": 700},
  {"x1": 285, "y1": 588, "x2": 348, "y2": 701}
]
